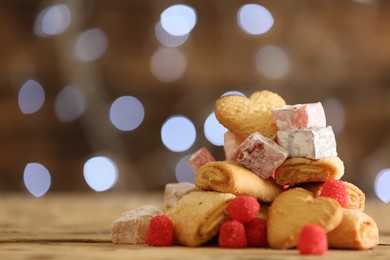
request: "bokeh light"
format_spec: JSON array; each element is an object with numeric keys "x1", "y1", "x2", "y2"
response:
[
  {"x1": 155, "y1": 21, "x2": 189, "y2": 47},
  {"x1": 221, "y1": 90, "x2": 247, "y2": 97},
  {"x1": 75, "y1": 28, "x2": 108, "y2": 62},
  {"x1": 34, "y1": 4, "x2": 71, "y2": 37},
  {"x1": 109, "y1": 96, "x2": 145, "y2": 131},
  {"x1": 161, "y1": 115, "x2": 196, "y2": 152},
  {"x1": 237, "y1": 4, "x2": 274, "y2": 35},
  {"x1": 18, "y1": 79, "x2": 45, "y2": 114},
  {"x1": 23, "y1": 163, "x2": 51, "y2": 197},
  {"x1": 150, "y1": 47, "x2": 187, "y2": 82},
  {"x1": 83, "y1": 156, "x2": 118, "y2": 192},
  {"x1": 255, "y1": 45, "x2": 289, "y2": 79},
  {"x1": 54, "y1": 86, "x2": 85, "y2": 122},
  {"x1": 160, "y1": 4, "x2": 197, "y2": 36},
  {"x1": 204, "y1": 112, "x2": 227, "y2": 146},
  {"x1": 374, "y1": 168, "x2": 390, "y2": 203},
  {"x1": 322, "y1": 97, "x2": 346, "y2": 134},
  {"x1": 175, "y1": 155, "x2": 195, "y2": 183}
]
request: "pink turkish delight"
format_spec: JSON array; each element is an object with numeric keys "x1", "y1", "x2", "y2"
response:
[
  {"x1": 223, "y1": 131, "x2": 243, "y2": 161},
  {"x1": 188, "y1": 147, "x2": 216, "y2": 172},
  {"x1": 271, "y1": 102, "x2": 326, "y2": 131},
  {"x1": 234, "y1": 132, "x2": 288, "y2": 179},
  {"x1": 163, "y1": 182, "x2": 199, "y2": 208}
]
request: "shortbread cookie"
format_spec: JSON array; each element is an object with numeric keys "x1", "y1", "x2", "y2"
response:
[
  {"x1": 271, "y1": 102, "x2": 326, "y2": 131},
  {"x1": 299, "y1": 181, "x2": 365, "y2": 211},
  {"x1": 111, "y1": 205, "x2": 163, "y2": 244},
  {"x1": 268, "y1": 188, "x2": 343, "y2": 249},
  {"x1": 235, "y1": 132, "x2": 288, "y2": 179},
  {"x1": 195, "y1": 161, "x2": 283, "y2": 203},
  {"x1": 275, "y1": 157, "x2": 344, "y2": 186},
  {"x1": 328, "y1": 209, "x2": 379, "y2": 250},
  {"x1": 163, "y1": 182, "x2": 199, "y2": 208},
  {"x1": 215, "y1": 90, "x2": 286, "y2": 140},
  {"x1": 166, "y1": 191, "x2": 235, "y2": 247},
  {"x1": 277, "y1": 126, "x2": 338, "y2": 159}
]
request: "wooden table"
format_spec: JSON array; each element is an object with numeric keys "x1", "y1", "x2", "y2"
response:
[{"x1": 1, "y1": 192, "x2": 389, "y2": 259}]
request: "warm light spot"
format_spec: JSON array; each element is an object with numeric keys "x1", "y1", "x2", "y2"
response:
[
  {"x1": 55, "y1": 86, "x2": 85, "y2": 122},
  {"x1": 34, "y1": 4, "x2": 71, "y2": 37},
  {"x1": 161, "y1": 115, "x2": 196, "y2": 152},
  {"x1": 151, "y1": 48, "x2": 186, "y2": 82},
  {"x1": 75, "y1": 28, "x2": 108, "y2": 62},
  {"x1": 322, "y1": 97, "x2": 346, "y2": 134},
  {"x1": 375, "y1": 168, "x2": 390, "y2": 203},
  {"x1": 175, "y1": 155, "x2": 195, "y2": 183},
  {"x1": 109, "y1": 96, "x2": 145, "y2": 131},
  {"x1": 23, "y1": 163, "x2": 51, "y2": 197},
  {"x1": 83, "y1": 156, "x2": 118, "y2": 192},
  {"x1": 237, "y1": 4, "x2": 274, "y2": 35},
  {"x1": 160, "y1": 4, "x2": 197, "y2": 36},
  {"x1": 256, "y1": 45, "x2": 289, "y2": 79},
  {"x1": 204, "y1": 112, "x2": 227, "y2": 146},
  {"x1": 155, "y1": 21, "x2": 189, "y2": 47},
  {"x1": 18, "y1": 79, "x2": 45, "y2": 114}
]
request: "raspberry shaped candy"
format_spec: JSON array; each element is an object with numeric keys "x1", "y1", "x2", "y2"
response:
[
  {"x1": 320, "y1": 179, "x2": 348, "y2": 207},
  {"x1": 146, "y1": 215, "x2": 174, "y2": 246},
  {"x1": 218, "y1": 220, "x2": 248, "y2": 248},
  {"x1": 245, "y1": 218, "x2": 268, "y2": 247},
  {"x1": 228, "y1": 195, "x2": 260, "y2": 223},
  {"x1": 297, "y1": 224, "x2": 328, "y2": 255}
]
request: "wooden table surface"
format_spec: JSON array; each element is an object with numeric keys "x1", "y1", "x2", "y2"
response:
[{"x1": 1, "y1": 192, "x2": 390, "y2": 259}]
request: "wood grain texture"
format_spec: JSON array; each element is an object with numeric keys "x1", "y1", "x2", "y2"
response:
[{"x1": 0, "y1": 192, "x2": 389, "y2": 259}]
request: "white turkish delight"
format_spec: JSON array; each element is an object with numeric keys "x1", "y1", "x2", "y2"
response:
[
  {"x1": 111, "y1": 205, "x2": 163, "y2": 244},
  {"x1": 277, "y1": 126, "x2": 337, "y2": 159},
  {"x1": 223, "y1": 131, "x2": 243, "y2": 161},
  {"x1": 235, "y1": 132, "x2": 288, "y2": 178},
  {"x1": 164, "y1": 182, "x2": 199, "y2": 208},
  {"x1": 271, "y1": 102, "x2": 326, "y2": 131}
]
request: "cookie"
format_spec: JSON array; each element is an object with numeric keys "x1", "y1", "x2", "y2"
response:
[
  {"x1": 327, "y1": 209, "x2": 379, "y2": 250},
  {"x1": 195, "y1": 161, "x2": 283, "y2": 203},
  {"x1": 166, "y1": 191, "x2": 235, "y2": 246},
  {"x1": 275, "y1": 157, "x2": 344, "y2": 186},
  {"x1": 267, "y1": 188, "x2": 343, "y2": 249},
  {"x1": 215, "y1": 90, "x2": 286, "y2": 140},
  {"x1": 299, "y1": 181, "x2": 365, "y2": 211}
]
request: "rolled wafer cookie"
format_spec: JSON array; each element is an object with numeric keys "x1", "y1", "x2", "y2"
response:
[
  {"x1": 166, "y1": 191, "x2": 235, "y2": 247},
  {"x1": 195, "y1": 161, "x2": 283, "y2": 203},
  {"x1": 299, "y1": 181, "x2": 365, "y2": 211},
  {"x1": 215, "y1": 90, "x2": 286, "y2": 140},
  {"x1": 327, "y1": 209, "x2": 379, "y2": 250},
  {"x1": 275, "y1": 157, "x2": 344, "y2": 186}
]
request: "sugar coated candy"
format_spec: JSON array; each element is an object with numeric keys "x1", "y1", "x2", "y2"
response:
[
  {"x1": 271, "y1": 102, "x2": 326, "y2": 131},
  {"x1": 277, "y1": 126, "x2": 337, "y2": 159}
]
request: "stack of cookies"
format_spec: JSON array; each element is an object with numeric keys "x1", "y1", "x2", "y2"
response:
[{"x1": 111, "y1": 90, "x2": 379, "y2": 252}]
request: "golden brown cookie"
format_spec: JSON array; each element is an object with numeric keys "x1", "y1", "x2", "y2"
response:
[
  {"x1": 215, "y1": 90, "x2": 286, "y2": 140},
  {"x1": 275, "y1": 157, "x2": 344, "y2": 186},
  {"x1": 195, "y1": 161, "x2": 283, "y2": 203},
  {"x1": 165, "y1": 191, "x2": 235, "y2": 247},
  {"x1": 328, "y1": 209, "x2": 379, "y2": 250},
  {"x1": 299, "y1": 181, "x2": 365, "y2": 211},
  {"x1": 267, "y1": 188, "x2": 343, "y2": 249}
]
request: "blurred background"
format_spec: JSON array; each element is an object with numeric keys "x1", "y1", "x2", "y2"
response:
[{"x1": 0, "y1": 0, "x2": 389, "y2": 201}]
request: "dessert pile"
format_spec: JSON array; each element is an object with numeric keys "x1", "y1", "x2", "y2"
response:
[{"x1": 111, "y1": 90, "x2": 379, "y2": 255}]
